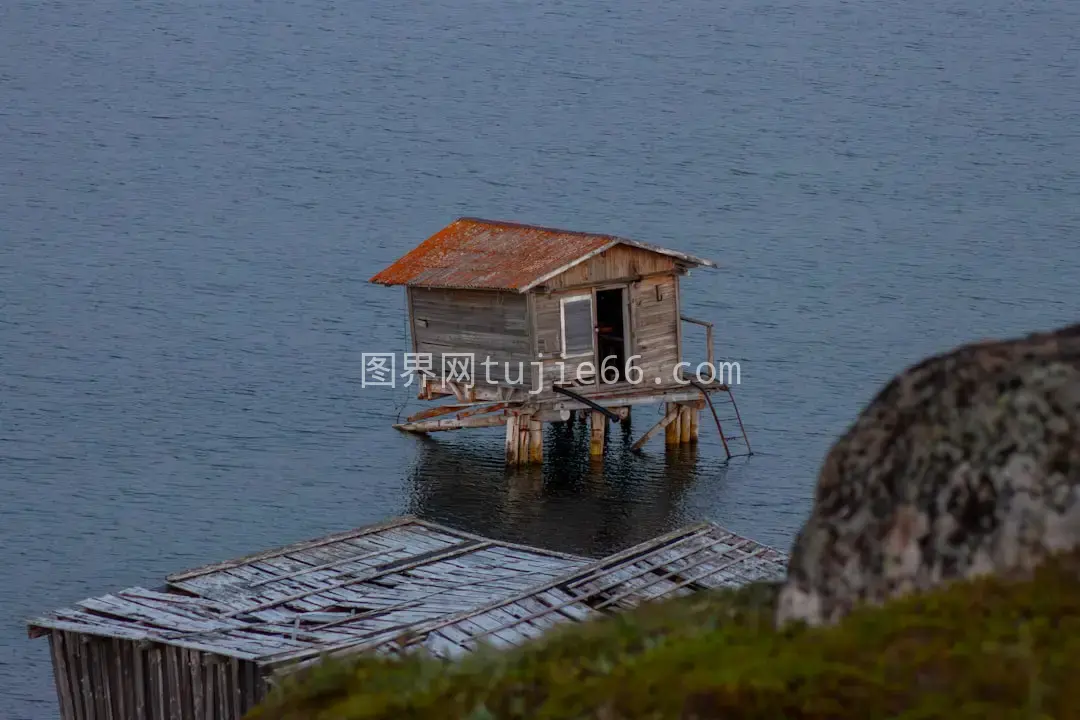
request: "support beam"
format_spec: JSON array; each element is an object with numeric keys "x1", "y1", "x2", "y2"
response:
[
  {"x1": 589, "y1": 411, "x2": 606, "y2": 457},
  {"x1": 395, "y1": 414, "x2": 507, "y2": 433},
  {"x1": 457, "y1": 402, "x2": 509, "y2": 420},
  {"x1": 689, "y1": 406, "x2": 699, "y2": 443},
  {"x1": 446, "y1": 381, "x2": 469, "y2": 403},
  {"x1": 679, "y1": 405, "x2": 692, "y2": 444},
  {"x1": 518, "y1": 416, "x2": 529, "y2": 464},
  {"x1": 405, "y1": 403, "x2": 483, "y2": 423},
  {"x1": 395, "y1": 408, "x2": 568, "y2": 434},
  {"x1": 630, "y1": 406, "x2": 680, "y2": 452},
  {"x1": 505, "y1": 414, "x2": 519, "y2": 465},
  {"x1": 665, "y1": 402, "x2": 681, "y2": 446},
  {"x1": 548, "y1": 386, "x2": 725, "y2": 413},
  {"x1": 529, "y1": 417, "x2": 543, "y2": 464},
  {"x1": 424, "y1": 383, "x2": 528, "y2": 403}
]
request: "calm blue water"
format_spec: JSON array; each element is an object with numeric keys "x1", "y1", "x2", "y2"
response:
[{"x1": 2, "y1": 0, "x2": 1078, "y2": 716}]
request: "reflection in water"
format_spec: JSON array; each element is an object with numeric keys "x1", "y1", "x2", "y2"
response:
[{"x1": 404, "y1": 413, "x2": 725, "y2": 557}]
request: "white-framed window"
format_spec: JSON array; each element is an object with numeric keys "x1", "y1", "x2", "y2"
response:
[{"x1": 560, "y1": 294, "x2": 594, "y2": 358}]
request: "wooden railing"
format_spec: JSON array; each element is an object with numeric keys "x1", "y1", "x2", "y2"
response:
[{"x1": 680, "y1": 315, "x2": 715, "y2": 370}]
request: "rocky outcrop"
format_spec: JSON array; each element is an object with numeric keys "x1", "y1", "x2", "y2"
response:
[{"x1": 776, "y1": 322, "x2": 1080, "y2": 627}]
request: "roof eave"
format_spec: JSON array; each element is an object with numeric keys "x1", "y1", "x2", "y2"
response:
[
  {"x1": 618, "y1": 238, "x2": 717, "y2": 269},
  {"x1": 517, "y1": 239, "x2": 717, "y2": 293},
  {"x1": 516, "y1": 239, "x2": 621, "y2": 293}
]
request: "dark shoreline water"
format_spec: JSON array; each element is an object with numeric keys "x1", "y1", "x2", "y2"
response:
[{"x1": 3, "y1": 0, "x2": 1078, "y2": 716}]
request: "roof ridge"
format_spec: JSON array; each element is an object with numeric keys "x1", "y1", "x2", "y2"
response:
[{"x1": 454, "y1": 216, "x2": 626, "y2": 242}]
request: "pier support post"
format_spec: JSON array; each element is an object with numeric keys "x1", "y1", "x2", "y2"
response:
[
  {"x1": 679, "y1": 405, "x2": 692, "y2": 445},
  {"x1": 505, "y1": 414, "x2": 520, "y2": 465},
  {"x1": 589, "y1": 410, "x2": 606, "y2": 457},
  {"x1": 517, "y1": 413, "x2": 530, "y2": 464},
  {"x1": 689, "y1": 404, "x2": 700, "y2": 443},
  {"x1": 528, "y1": 417, "x2": 543, "y2": 464},
  {"x1": 665, "y1": 402, "x2": 681, "y2": 446}
]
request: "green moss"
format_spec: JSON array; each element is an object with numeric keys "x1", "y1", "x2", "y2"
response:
[{"x1": 248, "y1": 556, "x2": 1080, "y2": 720}]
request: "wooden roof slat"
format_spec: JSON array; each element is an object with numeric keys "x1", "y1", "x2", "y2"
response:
[
  {"x1": 424, "y1": 630, "x2": 469, "y2": 658},
  {"x1": 589, "y1": 541, "x2": 746, "y2": 598},
  {"x1": 212, "y1": 540, "x2": 488, "y2": 618},
  {"x1": 382, "y1": 524, "x2": 787, "y2": 654},
  {"x1": 166, "y1": 515, "x2": 423, "y2": 582},
  {"x1": 76, "y1": 596, "x2": 233, "y2": 635},
  {"x1": 249, "y1": 546, "x2": 403, "y2": 588}
]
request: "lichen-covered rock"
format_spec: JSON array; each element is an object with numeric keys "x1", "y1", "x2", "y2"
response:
[{"x1": 777, "y1": 322, "x2": 1080, "y2": 627}]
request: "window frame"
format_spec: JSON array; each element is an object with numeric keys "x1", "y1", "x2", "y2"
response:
[{"x1": 559, "y1": 293, "x2": 595, "y2": 359}]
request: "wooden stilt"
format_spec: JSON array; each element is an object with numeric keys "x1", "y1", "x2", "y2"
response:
[
  {"x1": 505, "y1": 414, "x2": 519, "y2": 465},
  {"x1": 679, "y1": 405, "x2": 692, "y2": 445},
  {"x1": 665, "y1": 402, "x2": 681, "y2": 446},
  {"x1": 689, "y1": 406, "x2": 700, "y2": 443},
  {"x1": 589, "y1": 410, "x2": 606, "y2": 457},
  {"x1": 518, "y1": 414, "x2": 530, "y2": 465},
  {"x1": 528, "y1": 418, "x2": 543, "y2": 464}
]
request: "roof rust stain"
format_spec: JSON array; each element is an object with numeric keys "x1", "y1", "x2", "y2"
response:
[{"x1": 368, "y1": 217, "x2": 714, "y2": 292}]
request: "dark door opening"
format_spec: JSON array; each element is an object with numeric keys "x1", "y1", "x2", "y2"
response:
[{"x1": 595, "y1": 288, "x2": 627, "y2": 384}]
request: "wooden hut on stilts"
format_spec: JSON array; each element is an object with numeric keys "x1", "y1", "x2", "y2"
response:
[{"x1": 368, "y1": 218, "x2": 751, "y2": 465}]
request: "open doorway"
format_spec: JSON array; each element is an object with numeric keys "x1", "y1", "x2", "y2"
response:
[{"x1": 595, "y1": 287, "x2": 627, "y2": 384}]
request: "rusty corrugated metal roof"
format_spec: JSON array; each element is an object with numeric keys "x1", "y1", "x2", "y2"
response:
[{"x1": 368, "y1": 217, "x2": 715, "y2": 292}]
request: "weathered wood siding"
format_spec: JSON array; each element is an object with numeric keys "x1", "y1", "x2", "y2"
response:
[
  {"x1": 408, "y1": 287, "x2": 533, "y2": 386},
  {"x1": 46, "y1": 630, "x2": 264, "y2": 720},
  {"x1": 629, "y1": 274, "x2": 681, "y2": 386},
  {"x1": 529, "y1": 272, "x2": 680, "y2": 395},
  {"x1": 533, "y1": 290, "x2": 598, "y2": 392},
  {"x1": 542, "y1": 245, "x2": 676, "y2": 291}
]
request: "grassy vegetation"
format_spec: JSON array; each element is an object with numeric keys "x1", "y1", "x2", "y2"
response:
[{"x1": 249, "y1": 555, "x2": 1080, "y2": 720}]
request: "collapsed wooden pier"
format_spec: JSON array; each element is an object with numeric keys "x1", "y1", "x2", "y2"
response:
[
  {"x1": 369, "y1": 217, "x2": 753, "y2": 465},
  {"x1": 27, "y1": 516, "x2": 788, "y2": 720}
]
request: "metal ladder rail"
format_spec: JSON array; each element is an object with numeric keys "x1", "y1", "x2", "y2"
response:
[{"x1": 720, "y1": 385, "x2": 752, "y2": 457}]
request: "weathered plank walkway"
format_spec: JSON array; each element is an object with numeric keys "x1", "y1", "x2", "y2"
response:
[{"x1": 27, "y1": 516, "x2": 788, "y2": 720}]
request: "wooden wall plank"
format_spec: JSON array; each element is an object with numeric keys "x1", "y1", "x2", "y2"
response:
[
  {"x1": 409, "y1": 287, "x2": 532, "y2": 385},
  {"x1": 66, "y1": 632, "x2": 86, "y2": 720},
  {"x1": 543, "y1": 245, "x2": 676, "y2": 291},
  {"x1": 166, "y1": 646, "x2": 182, "y2": 720},
  {"x1": 152, "y1": 648, "x2": 166, "y2": 720},
  {"x1": 630, "y1": 276, "x2": 679, "y2": 387},
  {"x1": 190, "y1": 651, "x2": 204, "y2": 720},
  {"x1": 75, "y1": 635, "x2": 96, "y2": 720},
  {"x1": 216, "y1": 662, "x2": 229, "y2": 720},
  {"x1": 112, "y1": 639, "x2": 128, "y2": 720},
  {"x1": 94, "y1": 639, "x2": 114, "y2": 720},
  {"x1": 230, "y1": 659, "x2": 242, "y2": 720},
  {"x1": 50, "y1": 633, "x2": 76, "y2": 720},
  {"x1": 133, "y1": 640, "x2": 146, "y2": 720},
  {"x1": 243, "y1": 663, "x2": 261, "y2": 714},
  {"x1": 202, "y1": 660, "x2": 214, "y2": 720}
]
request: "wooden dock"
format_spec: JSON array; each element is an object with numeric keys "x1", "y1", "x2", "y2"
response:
[{"x1": 27, "y1": 517, "x2": 787, "y2": 720}]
